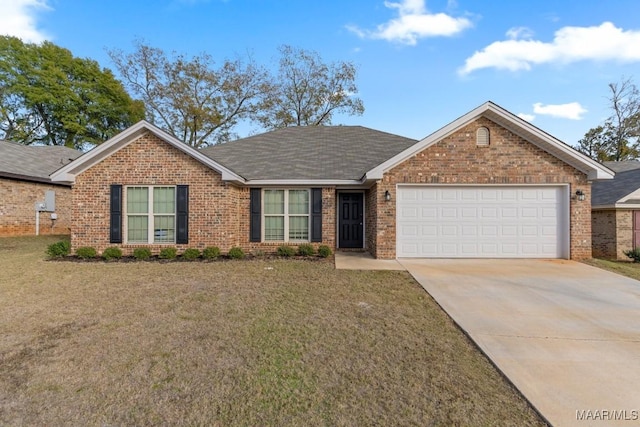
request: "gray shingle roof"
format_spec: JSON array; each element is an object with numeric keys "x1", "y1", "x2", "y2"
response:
[
  {"x1": 200, "y1": 126, "x2": 417, "y2": 181},
  {"x1": 592, "y1": 162, "x2": 640, "y2": 206},
  {"x1": 0, "y1": 140, "x2": 81, "y2": 184},
  {"x1": 603, "y1": 160, "x2": 640, "y2": 172}
]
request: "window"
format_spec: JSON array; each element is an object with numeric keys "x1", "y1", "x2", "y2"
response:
[
  {"x1": 125, "y1": 186, "x2": 176, "y2": 244},
  {"x1": 263, "y1": 189, "x2": 310, "y2": 241}
]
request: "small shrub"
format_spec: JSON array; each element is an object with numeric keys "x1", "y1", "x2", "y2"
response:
[
  {"x1": 202, "y1": 246, "x2": 221, "y2": 259},
  {"x1": 318, "y1": 245, "x2": 332, "y2": 258},
  {"x1": 297, "y1": 243, "x2": 315, "y2": 257},
  {"x1": 624, "y1": 248, "x2": 640, "y2": 263},
  {"x1": 46, "y1": 240, "x2": 70, "y2": 258},
  {"x1": 102, "y1": 247, "x2": 123, "y2": 261},
  {"x1": 159, "y1": 247, "x2": 177, "y2": 260},
  {"x1": 75, "y1": 246, "x2": 97, "y2": 259},
  {"x1": 133, "y1": 247, "x2": 152, "y2": 260},
  {"x1": 277, "y1": 245, "x2": 296, "y2": 257},
  {"x1": 182, "y1": 248, "x2": 201, "y2": 260},
  {"x1": 252, "y1": 249, "x2": 266, "y2": 257},
  {"x1": 228, "y1": 247, "x2": 245, "y2": 259}
]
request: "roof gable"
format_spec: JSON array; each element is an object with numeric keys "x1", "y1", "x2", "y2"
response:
[
  {"x1": 365, "y1": 101, "x2": 614, "y2": 181},
  {"x1": 0, "y1": 140, "x2": 81, "y2": 184},
  {"x1": 50, "y1": 121, "x2": 244, "y2": 184}
]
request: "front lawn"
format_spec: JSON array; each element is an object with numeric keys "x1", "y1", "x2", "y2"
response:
[
  {"x1": 0, "y1": 236, "x2": 546, "y2": 426},
  {"x1": 583, "y1": 257, "x2": 640, "y2": 281}
]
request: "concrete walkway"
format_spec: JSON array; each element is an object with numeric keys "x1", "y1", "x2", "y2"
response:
[
  {"x1": 399, "y1": 259, "x2": 640, "y2": 427},
  {"x1": 334, "y1": 251, "x2": 405, "y2": 270}
]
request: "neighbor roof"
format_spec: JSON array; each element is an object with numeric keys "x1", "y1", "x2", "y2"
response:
[
  {"x1": 0, "y1": 140, "x2": 81, "y2": 184},
  {"x1": 593, "y1": 163, "x2": 640, "y2": 207},
  {"x1": 201, "y1": 126, "x2": 417, "y2": 181},
  {"x1": 603, "y1": 160, "x2": 640, "y2": 173}
]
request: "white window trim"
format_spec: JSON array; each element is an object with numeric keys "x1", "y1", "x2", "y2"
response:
[
  {"x1": 261, "y1": 189, "x2": 311, "y2": 243},
  {"x1": 124, "y1": 185, "x2": 176, "y2": 244}
]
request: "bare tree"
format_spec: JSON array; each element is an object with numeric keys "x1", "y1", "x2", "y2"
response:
[
  {"x1": 577, "y1": 77, "x2": 640, "y2": 161},
  {"x1": 256, "y1": 45, "x2": 364, "y2": 129},
  {"x1": 108, "y1": 40, "x2": 270, "y2": 147}
]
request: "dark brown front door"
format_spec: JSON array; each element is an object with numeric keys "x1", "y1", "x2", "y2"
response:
[
  {"x1": 634, "y1": 211, "x2": 640, "y2": 249},
  {"x1": 339, "y1": 193, "x2": 364, "y2": 248}
]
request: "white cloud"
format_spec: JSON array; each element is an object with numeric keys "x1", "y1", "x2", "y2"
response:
[
  {"x1": 517, "y1": 113, "x2": 535, "y2": 122},
  {"x1": 346, "y1": 0, "x2": 472, "y2": 45},
  {"x1": 506, "y1": 26, "x2": 534, "y2": 40},
  {"x1": 0, "y1": 0, "x2": 51, "y2": 43},
  {"x1": 532, "y1": 102, "x2": 587, "y2": 120},
  {"x1": 459, "y1": 22, "x2": 640, "y2": 75}
]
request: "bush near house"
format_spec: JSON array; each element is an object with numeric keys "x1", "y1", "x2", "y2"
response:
[
  {"x1": 202, "y1": 246, "x2": 221, "y2": 259},
  {"x1": 133, "y1": 247, "x2": 152, "y2": 260},
  {"x1": 76, "y1": 247, "x2": 97, "y2": 259},
  {"x1": 46, "y1": 240, "x2": 71, "y2": 258},
  {"x1": 624, "y1": 248, "x2": 640, "y2": 263},
  {"x1": 102, "y1": 247, "x2": 123, "y2": 261},
  {"x1": 228, "y1": 247, "x2": 245, "y2": 259},
  {"x1": 159, "y1": 247, "x2": 178, "y2": 260},
  {"x1": 318, "y1": 245, "x2": 332, "y2": 258},
  {"x1": 297, "y1": 243, "x2": 315, "y2": 256},
  {"x1": 277, "y1": 245, "x2": 296, "y2": 257},
  {"x1": 182, "y1": 248, "x2": 201, "y2": 260}
]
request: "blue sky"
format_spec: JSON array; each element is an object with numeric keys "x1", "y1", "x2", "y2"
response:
[{"x1": 3, "y1": 0, "x2": 640, "y2": 146}]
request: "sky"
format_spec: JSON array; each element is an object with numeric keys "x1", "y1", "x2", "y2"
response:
[{"x1": 2, "y1": 0, "x2": 640, "y2": 147}]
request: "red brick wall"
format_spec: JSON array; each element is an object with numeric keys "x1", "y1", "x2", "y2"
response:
[
  {"x1": 72, "y1": 133, "x2": 240, "y2": 255},
  {"x1": 0, "y1": 178, "x2": 72, "y2": 236},
  {"x1": 365, "y1": 185, "x2": 378, "y2": 255},
  {"x1": 592, "y1": 209, "x2": 633, "y2": 260},
  {"x1": 370, "y1": 117, "x2": 591, "y2": 260}
]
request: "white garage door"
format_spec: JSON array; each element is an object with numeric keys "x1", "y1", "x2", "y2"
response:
[{"x1": 397, "y1": 186, "x2": 568, "y2": 258}]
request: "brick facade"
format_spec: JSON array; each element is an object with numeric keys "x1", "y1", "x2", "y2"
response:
[
  {"x1": 0, "y1": 178, "x2": 72, "y2": 236},
  {"x1": 368, "y1": 117, "x2": 592, "y2": 260},
  {"x1": 71, "y1": 132, "x2": 338, "y2": 255},
  {"x1": 72, "y1": 133, "x2": 241, "y2": 255},
  {"x1": 592, "y1": 209, "x2": 634, "y2": 260}
]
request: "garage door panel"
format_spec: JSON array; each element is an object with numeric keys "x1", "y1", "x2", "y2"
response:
[{"x1": 397, "y1": 186, "x2": 567, "y2": 258}]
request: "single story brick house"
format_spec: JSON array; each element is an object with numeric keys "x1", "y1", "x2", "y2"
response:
[
  {"x1": 592, "y1": 160, "x2": 640, "y2": 259},
  {"x1": 0, "y1": 140, "x2": 80, "y2": 236},
  {"x1": 50, "y1": 102, "x2": 613, "y2": 259}
]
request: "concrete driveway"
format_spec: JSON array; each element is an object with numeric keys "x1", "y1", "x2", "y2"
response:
[{"x1": 399, "y1": 259, "x2": 640, "y2": 427}]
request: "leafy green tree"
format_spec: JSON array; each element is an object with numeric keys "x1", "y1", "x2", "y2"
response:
[
  {"x1": 0, "y1": 36, "x2": 144, "y2": 148},
  {"x1": 256, "y1": 45, "x2": 364, "y2": 129},
  {"x1": 108, "y1": 40, "x2": 270, "y2": 147},
  {"x1": 577, "y1": 77, "x2": 640, "y2": 161}
]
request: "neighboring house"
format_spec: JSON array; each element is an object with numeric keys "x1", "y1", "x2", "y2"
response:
[
  {"x1": 50, "y1": 102, "x2": 613, "y2": 259},
  {"x1": 0, "y1": 141, "x2": 80, "y2": 236},
  {"x1": 592, "y1": 160, "x2": 640, "y2": 259}
]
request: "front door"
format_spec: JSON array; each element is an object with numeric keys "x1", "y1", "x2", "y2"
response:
[{"x1": 339, "y1": 193, "x2": 364, "y2": 248}]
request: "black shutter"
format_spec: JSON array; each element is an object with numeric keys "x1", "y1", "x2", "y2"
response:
[
  {"x1": 311, "y1": 188, "x2": 322, "y2": 242},
  {"x1": 176, "y1": 185, "x2": 189, "y2": 244},
  {"x1": 109, "y1": 184, "x2": 122, "y2": 243},
  {"x1": 250, "y1": 188, "x2": 261, "y2": 242}
]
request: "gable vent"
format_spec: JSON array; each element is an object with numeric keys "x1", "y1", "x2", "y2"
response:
[{"x1": 476, "y1": 127, "x2": 490, "y2": 147}]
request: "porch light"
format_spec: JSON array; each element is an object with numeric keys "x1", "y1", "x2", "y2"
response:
[
  {"x1": 385, "y1": 190, "x2": 391, "y2": 201},
  {"x1": 575, "y1": 189, "x2": 585, "y2": 201}
]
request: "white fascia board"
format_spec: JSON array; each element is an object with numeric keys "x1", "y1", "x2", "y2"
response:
[
  {"x1": 50, "y1": 120, "x2": 245, "y2": 184},
  {"x1": 617, "y1": 188, "x2": 640, "y2": 204},
  {"x1": 245, "y1": 179, "x2": 365, "y2": 187}
]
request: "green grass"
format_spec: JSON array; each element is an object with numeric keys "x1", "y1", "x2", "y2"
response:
[
  {"x1": 0, "y1": 236, "x2": 546, "y2": 426},
  {"x1": 583, "y1": 257, "x2": 640, "y2": 281}
]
